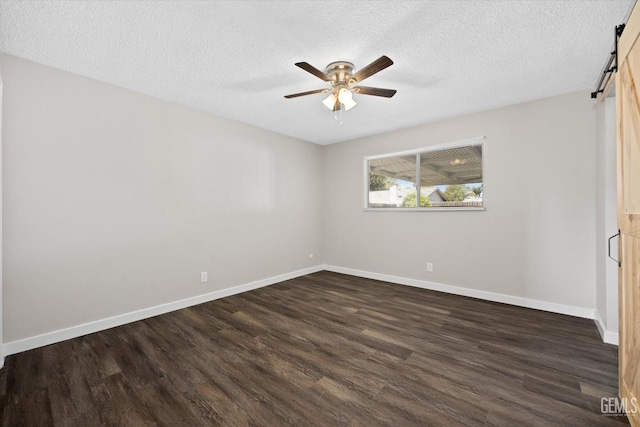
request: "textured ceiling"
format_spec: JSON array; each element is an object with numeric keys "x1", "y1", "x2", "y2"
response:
[{"x1": 0, "y1": 0, "x2": 634, "y2": 145}]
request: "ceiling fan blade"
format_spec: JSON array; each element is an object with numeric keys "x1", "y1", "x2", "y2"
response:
[
  {"x1": 295, "y1": 62, "x2": 331, "y2": 82},
  {"x1": 284, "y1": 88, "x2": 329, "y2": 99},
  {"x1": 350, "y1": 56, "x2": 394, "y2": 83},
  {"x1": 352, "y1": 86, "x2": 397, "y2": 98}
]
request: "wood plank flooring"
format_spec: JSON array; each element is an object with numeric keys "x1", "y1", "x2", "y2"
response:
[{"x1": 0, "y1": 271, "x2": 629, "y2": 426}]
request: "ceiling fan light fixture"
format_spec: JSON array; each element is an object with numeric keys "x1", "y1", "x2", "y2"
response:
[
  {"x1": 285, "y1": 56, "x2": 395, "y2": 118},
  {"x1": 322, "y1": 93, "x2": 337, "y2": 110},
  {"x1": 338, "y1": 88, "x2": 353, "y2": 103},
  {"x1": 343, "y1": 97, "x2": 357, "y2": 111}
]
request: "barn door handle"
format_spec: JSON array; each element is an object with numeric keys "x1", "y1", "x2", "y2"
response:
[{"x1": 608, "y1": 231, "x2": 621, "y2": 267}]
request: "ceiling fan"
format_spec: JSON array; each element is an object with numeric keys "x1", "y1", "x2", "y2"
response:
[{"x1": 284, "y1": 56, "x2": 397, "y2": 113}]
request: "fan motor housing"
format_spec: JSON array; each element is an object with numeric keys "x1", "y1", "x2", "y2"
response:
[{"x1": 325, "y1": 61, "x2": 355, "y2": 85}]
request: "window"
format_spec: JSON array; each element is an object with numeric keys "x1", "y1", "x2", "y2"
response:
[{"x1": 365, "y1": 137, "x2": 484, "y2": 210}]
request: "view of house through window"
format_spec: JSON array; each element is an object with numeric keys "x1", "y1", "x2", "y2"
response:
[{"x1": 366, "y1": 139, "x2": 484, "y2": 210}]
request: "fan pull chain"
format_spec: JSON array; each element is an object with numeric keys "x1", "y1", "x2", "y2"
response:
[{"x1": 332, "y1": 102, "x2": 345, "y2": 126}]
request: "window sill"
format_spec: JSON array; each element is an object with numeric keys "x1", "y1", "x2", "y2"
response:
[{"x1": 363, "y1": 207, "x2": 485, "y2": 212}]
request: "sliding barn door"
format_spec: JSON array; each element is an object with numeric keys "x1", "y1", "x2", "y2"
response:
[{"x1": 617, "y1": 4, "x2": 640, "y2": 426}]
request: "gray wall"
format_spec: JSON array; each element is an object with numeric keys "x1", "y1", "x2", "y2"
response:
[
  {"x1": 1, "y1": 54, "x2": 603, "y2": 347},
  {"x1": 2, "y1": 55, "x2": 323, "y2": 342},
  {"x1": 322, "y1": 91, "x2": 597, "y2": 310},
  {"x1": 0, "y1": 56, "x2": 4, "y2": 357}
]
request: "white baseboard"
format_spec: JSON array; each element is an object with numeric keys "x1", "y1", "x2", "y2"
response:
[
  {"x1": 324, "y1": 264, "x2": 596, "y2": 319},
  {"x1": 594, "y1": 310, "x2": 619, "y2": 345},
  {"x1": 2, "y1": 265, "x2": 323, "y2": 357},
  {"x1": 1, "y1": 264, "x2": 616, "y2": 357}
]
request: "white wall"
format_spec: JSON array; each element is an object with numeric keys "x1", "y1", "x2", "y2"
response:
[
  {"x1": 1, "y1": 55, "x2": 323, "y2": 344},
  {"x1": 595, "y1": 96, "x2": 619, "y2": 343},
  {"x1": 323, "y1": 91, "x2": 597, "y2": 312}
]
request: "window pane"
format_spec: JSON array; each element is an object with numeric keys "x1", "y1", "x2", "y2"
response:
[
  {"x1": 419, "y1": 145, "x2": 483, "y2": 208},
  {"x1": 368, "y1": 155, "x2": 417, "y2": 208},
  {"x1": 365, "y1": 139, "x2": 484, "y2": 210}
]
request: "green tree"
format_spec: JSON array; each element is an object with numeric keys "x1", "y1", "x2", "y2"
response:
[
  {"x1": 369, "y1": 173, "x2": 392, "y2": 191},
  {"x1": 471, "y1": 184, "x2": 483, "y2": 198},
  {"x1": 403, "y1": 192, "x2": 431, "y2": 207},
  {"x1": 443, "y1": 184, "x2": 470, "y2": 202}
]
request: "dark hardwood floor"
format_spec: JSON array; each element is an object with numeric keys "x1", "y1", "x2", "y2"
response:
[{"x1": 0, "y1": 271, "x2": 628, "y2": 426}]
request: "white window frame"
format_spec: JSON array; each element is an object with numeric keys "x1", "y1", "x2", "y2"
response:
[{"x1": 363, "y1": 136, "x2": 486, "y2": 212}]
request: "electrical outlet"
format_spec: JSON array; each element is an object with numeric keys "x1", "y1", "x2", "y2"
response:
[
  {"x1": 427, "y1": 263, "x2": 433, "y2": 272},
  {"x1": 201, "y1": 272, "x2": 208, "y2": 283}
]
